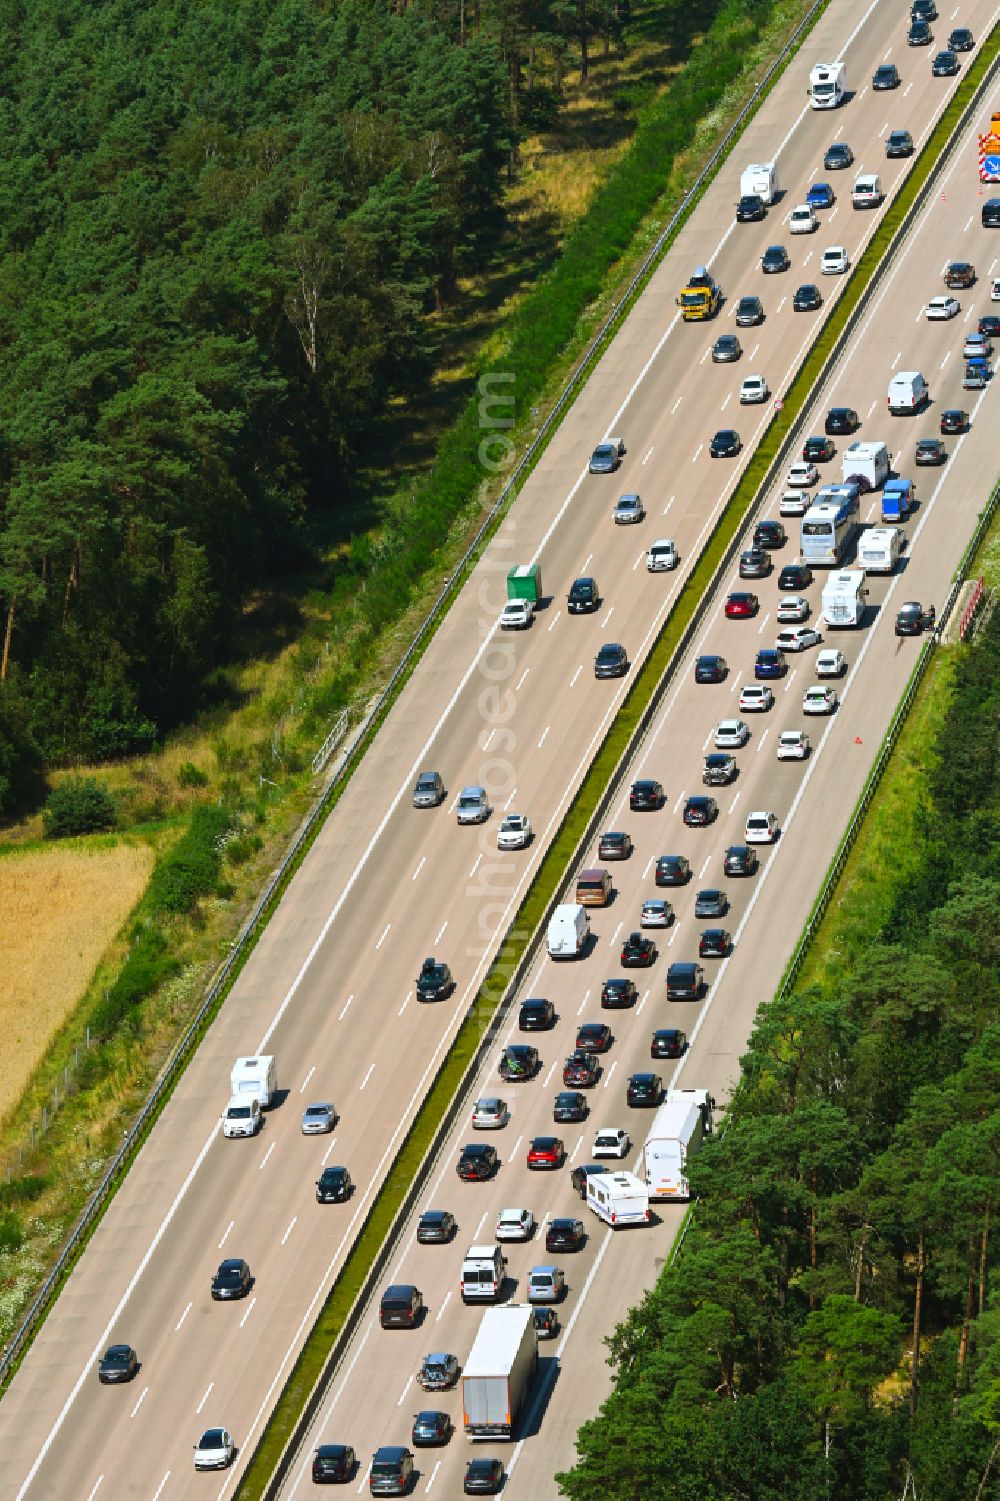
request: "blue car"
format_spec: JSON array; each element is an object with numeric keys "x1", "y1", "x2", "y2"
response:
[
  {"x1": 963, "y1": 358, "x2": 991, "y2": 389},
  {"x1": 754, "y1": 648, "x2": 787, "y2": 680},
  {"x1": 806, "y1": 181, "x2": 835, "y2": 209}
]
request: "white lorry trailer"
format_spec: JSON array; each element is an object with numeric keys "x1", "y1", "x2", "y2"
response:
[
  {"x1": 739, "y1": 161, "x2": 779, "y2": 203},
  {"x1": 586, "y1": 1170, "x2": 651, "y2": 1227},
  {"x1": 547, "y1": 903, "x2": 589, "y2": 959},
  {"x1": 857, "y1": 526, "x2": 906, "y2": 574},
  {"x1": 821, "y1": 569, "x2": 868, "y2": 627},
  {"x1": 809, "y1": 61, "x2": 847, "y2": 108},
  {"x1": 642, "y1": 1098, "x2": 707, "y2": 1201},
  {"x1": 462, "y1": 1305, "x2": 538, "y2": 1440}
]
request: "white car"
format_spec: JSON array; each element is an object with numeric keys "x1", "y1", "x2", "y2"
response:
[
  {"x1": 776, "y1": 594, "x2": 809, "y2": 622},
  {"x1": 194, "y1": 1428, "x2": 236, "y2": 1471},
  {"x1": 963, "y1": 332, "x2": 992, "y2": 360},
  {"x1": 820, "y1": 246, "x2": 850, "y2": 275},
  {"x1": 739, "y1": 374, "x2": 770, "y2": 404},
  {"x1": 641, "y1": 898, "x2": 673, "y2": 928},
  {"x1": 775, "y1": 625, "x2": 822, "y2": 652},
  {"x1": 592, "y1": 1127, "x2": 631, "y2": 1159},
  {"x1": 499, "y1": 599, "x2": 533, "y2": 630},
  {"x1": 495, "y1": 1207, "x2": 536, "y2": 1242},
  {"x1": 739, "y1": 683, "x2": 774, "y2": 712},
  {"x1": 925, "y1": 294, "x2": 960, "y2": 320},
  {"x1": 301, "y1": 1102, "x2": 337, "y2": 1135},
  {"x1": 714, "y1": 717, "x2": 750, "y2": 748},
  {"x1": 992, "y1": 276, "x2": 1000, "y2": 302},
  {"x1": 647, "y1": 538, "x2": 679, "y2": 571},
  {"x1": 803, "y1": 684, "x2": 838, "y2": 714},
  {"x1": 816, "y1": 648, "x2": 847, "y2": 677},
  {"x1": 789, "y1": 204, "x2": 818, "y2": 234},
  {"x1": 787, "y1": 460, "x2": 819, "y2": 487},
  {"x1": 614, "y1": 493, "x2": 645, "y2": 524},
  {"x1": 472, "y1": 1097, "x2": 510, "y2": 1130},
  {"x1": 777, "y1": 730, "x2": 811, "y2": 760},
  {"x1": 497, "y1": 813, "x2": 532, "y2": 849},
  {"x1": 779, "y1": 488, "x2": 811, "y2": 516},
  {"x1": 745, "y1": 809, "x2": 780, "y2": 843}
]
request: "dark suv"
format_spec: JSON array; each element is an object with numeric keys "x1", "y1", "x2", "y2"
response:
[
  {"x1": 626, "y1": 1072, "x2": 662, "y2": 1106},
  {"x1": 666, "y1": 962, "x2": 704, "y2": 1000},
  {"x1": 519, "y1": 997, "x2": 555, "y2": 1031},
  {"x1": 568, "y1": 576, "x2": 600, "y2": 613},
  {"x1": 499, "y1": 1044, "x2": 538, "y2": 1081},
  {"x1": 313, "y1": 1445, "x2": 356, "y2": 1484},
  {"x1": 982, "y1": 198, "x2": 1000, "y2": 228},
  {"x1": 379, "y1": 1286, "x2": 423, "y2": 1329},
  {"x1": 416, "y1": 958, "x2": 453, "y2": 1002}
]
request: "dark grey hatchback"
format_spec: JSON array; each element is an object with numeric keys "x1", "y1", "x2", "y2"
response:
[
  {"x1": 595, "y1": 642, "x2": 628, "y2": 678},
  {"x1": 98, "y1": 1344, "x2": 138, "y2": 1383}
]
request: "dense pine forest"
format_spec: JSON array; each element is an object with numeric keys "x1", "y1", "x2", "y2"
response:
[
  {"x1": 557, "y1": 609, "x2": 1000, "y2": 1500},
  {"x1": 0, "y1": 0, "x2": 631, "y2": 808}
]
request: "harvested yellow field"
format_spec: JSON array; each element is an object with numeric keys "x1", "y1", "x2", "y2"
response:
[{"x1": 0, "y1": 842, "x2": 154, "y2": 1115}]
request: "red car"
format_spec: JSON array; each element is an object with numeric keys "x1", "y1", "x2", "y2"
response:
[
  {"x1": 563, "y1": 1051, "x2": 600, "y2": 1087},
  {"x1": 527, "y1": 1136, "x2": 565, "y2": 1170},
  {"x1": 724, "y1": 591, "x2": 759, "y2": 619}
]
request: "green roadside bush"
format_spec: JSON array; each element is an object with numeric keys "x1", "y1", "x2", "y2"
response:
[
  {"x1": 42, "y1": 776, "x2": 116, "y2": 838},
  {"x1": 145, "y1": 805, "x2": 233, "y2": 916},
  {"x1": 0, "y1": 1175, "x2": 48, "y2": 1209},
  {"x1": 91, "y1": 927, "x2": 179, "y2": 1037},
  {"x1": 0, "y1": 1211, "x2": 25, "y2": 1254}
]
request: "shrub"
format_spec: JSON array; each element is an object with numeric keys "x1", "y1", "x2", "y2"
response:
[
  {"x1": 0, "y1": 1211, "x2": 25, "y2": 1254},
  {"x1": 225, "y1": 833, "x2": 263, "y2": 867},
  {"x1": 91, "y1": 927, "x2": 178, "y2": 1036},
  {"x1": 177, "y1": 761, "x2": 208, "y2": 789},
  {"x1": 42, "y1": 776, "x2": 116, "y2": 837},
  {"x1": 146, "y1": 804, "x2": 233, "y2": 916},
  {"x1": 0, "y1": 1175, "x2": 48, "y2": 1209}
]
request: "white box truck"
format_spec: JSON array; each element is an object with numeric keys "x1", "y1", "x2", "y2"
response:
[
  {"x1": 230, "y1": 1055, "x2": 276, "y2": 1107},
  {"x1": 841, "y1": 442, "x2": 890, "y2": 492},
  {"x1": 665, "y1": 1086, "x2": 716, "y2": 1134},
  {"x1": 587, "y1": 1170, "x2": 650, "y2": 1227},
  {"x1": 809, "y1": 61, "x2": 847, "y2": 108},
  {"x1": 821, "y1": 569, "x2": 868, "y2": 627},
  {"x1": 740, "y1": 161, "x2": 779, "y2": 204},
  {"x1": 642, "y1": 1099, "x2": 707, "y2": 1201},
  {"x1": 547, "y1": 903, "x2": 589, "y2": 958},
  {"x1": 857, "y1": 526, "x2": 906, "y2": 575},
  {"x1": 462, "y1": 1305, "x2": 538, "y2": 1440}
]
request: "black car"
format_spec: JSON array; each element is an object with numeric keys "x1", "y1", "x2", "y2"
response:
[
  {"x1": 939, "y1": 408, "x2": 968, "y2": 435},
  {"x1": 803, "y1": 434, "x2": 835, "y2": 463},
  {"x1": 908, "y1": 19, "x2": 933, "y2": 44},
  {"x1": 563, "y1": 1051, "x2": 600, "y2": 1087},
  {"x1": 316, "y1": 1166, "x2": 352, "y2": 1204},
  {"x1": 724, "y1": 844, "x2": 759, "y2": 877},
  {"x1": 754, "y1": 519, "x2": 786, "y2": 549},
  {"x1": 595, "y1": 642, "x2": 628, "y2": 679},
  {"x1": 567, "y1": 576, "x2": 600, "y2": 613},
  {"x1": 598, "y1": 831, "x2": 632, "y2": 860},
  {"x1": 695, "y1": 888, "x2": 728, "y2": 918},
  {"x1": 465, "y1": 1457, "x2": 504, "y2": 1495},
  {"x1": 533, "y1": 1307, "x2": 559, "y2": 1338},
  {"x1": 823, "y1": 142, "x2": 854, "y2": 169},
  {"x1": 712, "y1": 333, "x2": 742, "y2": 362},
  {"x1": 416, "y1": 957, "x2": 453, "y2": 1002},
  {"x1": 982, "y1": 198, "x2": 1000, "y2": 227},
  {"x1": 576, "y1": 1022, "x2": 612, "y2": 1052},
  {"x1": 98, "y1": 1344, "x2": 138, "y2": 1384},
  {"x1": 630, "y1": 778, "x2": 664, "y2": 811},
  {"x1": 910, "y1": 0, "x2": 936, "y2": 18},
  {"x1": 739, "y1": 547, "x2": 771, "y2": 579},
  {"x1": 553, "y1": 1090, "x2": 587, "y2": 1123},
  {"x1": 895, "y1": 600, "x2": 934, "y2": 636},
  {"x1": 683, "y1": 795, "x2": 718, "y2": 827},
  {"x1": 656, "y1": 854, "x2": 691, "y2": 885},
  {"x1": 793, "y1": 283, "x2": 822, "y2": 311},
  {"x1": 872, "y1": 62, "x2": 900, "y2": 88},
  {"x1": 416, "y1": 1209, "x2": 456, "y2": 1244},
  {"x1": 499, "y1": 1044, "x2": 538, "y2": 1081},
  {"x1": 778, "y1": 561, "x2": 813, "y2": 590},
  {"x1": 734, "y1": 295, "x2": 764, "y2": 326},
  {"x1": 570, "y1": 1163, "x2": 609, "y2": 1198},
  {"x1": 620, "y1": 934, "x2": 655, "y2": 968},
  {"x1": 915, "y1": 438, "x2": 946, "y2": 465},
  {"x1": 313, "y1": 1444, "x2": 356, "y2": 1483},
  {"x1": 761, "y1": 244, "x2": 789, "y2": 274},
  {"x1": 710, "y1": 429, "x2": 741, "y2": 457},
  {"x1": 457, "y1": 1143, "x2": 498, "y2": 1181},
  {"x1": 602, "y1": 976, "x2": 639, "y2": 1006},
  {"x1": 694, "y1": 654, "x2": 727, "y2": 683},
  {"x1": 825, "y1": 406, "x2": 859, "y2": 435},
  {"x1": 626, "y1": 1072, "x2": 662, "y2": 1107},
  {"x1": 703, "y1": 752, "x2": 736, "y2": 786},
  {"x1": 651, "y1": 1028, "x2": 687, "y2": 1059},
  {"x1": 949, "y1": 26, "x2": 973, "y2": 49},
  {"x1": 519, "y1": 997, "x2": 555, "y2": 1031},
  {"x1": 736, "y1": 193, "x2": 767, "y2": 221},
  {"x1": 931, "y1": 49, "x2": 958, "y2": 75},
  {"x1": 886, "y1": 129, "x2": 914, "y2": 158},
  {"x1": 699, "y1": 927, "x2": 732, "y2": 958},
  {"x1": 379, "y1": 1285, "x2": 423, "y2": 1329},
  {"x1": 211, "y1": 1258, "x2": 252, "y2": 1301},
  {"x1": 978, "y1": 313, "x2": 1000, "y2": 335},
  {"x1": 546, "y1": 1217, "x2": 586, "y2": 1252},
  {"x1": 666, "y1": 962, "x2": 704, "y2": 1000},
  {"x1": 412, "y1": 1411, "x2": 452, "y2": 1448}
]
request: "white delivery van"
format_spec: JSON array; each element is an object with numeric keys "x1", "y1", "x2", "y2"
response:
[
  {"x1": 821, "y1": 570, "x2": 868, "y2": 627},
  {"x1": 547, "y1": 903, "x2": 589, "y2": 959},
  {"x1": 841, "y1": 442, "x2": 890, "y2": 491},
  {"x1": 857, "y1": 526, "x2": 906, "y2": 574},
  {"x1": 809, "y1": 60, "x2": 847, "y2": 108},
  {"x1": 587, "y1": 1171, "x2": 650, "y2": 1228},
  {"x1": 887, "y1": 372, "x2": 929, "y2": 413},
  {"x1": 740, "y1": 161, "x2": 779, "y2": 204},
  {"x1": 460, "y1": 1245, "x2": 508, "y2": 1303},
  {"x1": 642, "y1": 1099, "x2": 707, "y2": 1201},
  {"x1": 230, "y1": 1055, "x2": 277, "y2": 1108},
  {"x1": 852, "y1": 173, "x2": 883, "y2": 208}
]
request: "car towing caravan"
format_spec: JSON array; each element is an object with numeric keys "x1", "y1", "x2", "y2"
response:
[
  {"x1": 642, "y1": 1098, "x2": 707, "y2": 1201},
  {"x1": 857, "y1": 525, "x2": 906, "y2": 575},
  {"x1": 841, "y1": 441, "x2": 890, "y2": 492},
  {"x1": 821, "y1": 569, "x2": 868, "y2": 627},
  {"x1": 586, "y1": 1170, "x2": 650, "y2": 1228},
  {"x1": 739, "y1": 161, "x2": 779, "y2": 204}
]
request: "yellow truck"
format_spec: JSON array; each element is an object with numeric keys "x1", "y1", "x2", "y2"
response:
[{"x1": 676, "y1": 266, "x2": 721, "y2": 321}]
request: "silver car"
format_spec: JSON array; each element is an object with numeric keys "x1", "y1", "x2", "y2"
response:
[
  {"x1": 301, "y1": 1103, "x2": 337, "y2": 1135},
  {"x1": 456, "y1": 786, "x2": 491, "y2": 825},
  {"x1": 495, "y1": 1207, "x2": 536, "y2": 1242},
  {"x1": 613, "y1": 493, "x2": 645, "y2": 524},
  {"x1": 472, "y1": 1097, "x2": 509, "y2": 1130},
  {"x1": 497, "y1": 814, "x2": 531, "y2": 850},
  {"x1": 714, "y1": 718, "x2": 750, "y2": 749},
  {"x1": 640, "y1": 898, "x2": 672, "y2": 928},
  {"x1": 412, "y1": 771, "x2": 444, "y2": 808},
  {"x1": 527, "y1": 1265, "x2": 565, "y2": 1303}
]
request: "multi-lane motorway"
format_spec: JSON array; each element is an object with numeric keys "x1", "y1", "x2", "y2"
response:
[{"x1": 2, "y1": 0, "x2": 998, "y2": 1496}]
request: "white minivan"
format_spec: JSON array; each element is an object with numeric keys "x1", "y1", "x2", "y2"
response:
[{"x1": 887, "y1": 371, "x2": 929, "y2": 413}]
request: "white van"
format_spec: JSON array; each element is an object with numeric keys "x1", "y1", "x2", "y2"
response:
[
  {"x1": 887, "y1": 371, "x2": 928, "y2": 413},
  {"x1": 547, "y1": 903, "x2": 589, "y2": 958},
  {"x1": 852, "y1": 173, "x2": 883, "y2": 208},
  {"x1": 857, "y1": 526, "x2": 906, "y2": 574},
  {"x1": 460, "y1": 1244, "x2": 507, "y2": 1303}
]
